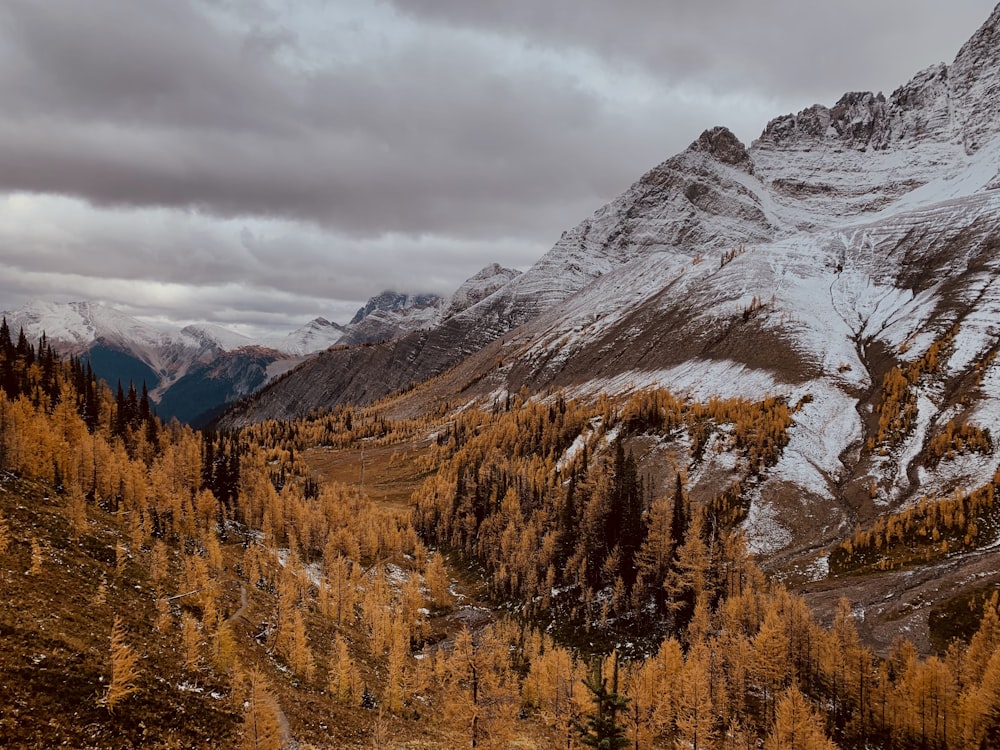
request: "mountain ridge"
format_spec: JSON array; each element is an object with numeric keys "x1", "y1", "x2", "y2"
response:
[
  {"x1": 2, "y1": 265, "x2": 523, "y2": 422},
  {"x1": 218, "y1": 5, "x2": 1000, "y2": 579}
]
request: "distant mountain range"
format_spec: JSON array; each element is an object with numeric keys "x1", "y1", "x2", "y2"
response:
[{"x1": 1, "y1": 266, "x2": 521, "y2": 424}]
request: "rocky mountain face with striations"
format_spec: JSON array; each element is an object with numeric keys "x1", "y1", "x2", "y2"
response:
[
  {"x1": 211, "y1": 5, "x2": 1000, "y2": 651},
  {"x1": 336, "y1": 292, "x2": 444, "y2": 347},
  {"x1": 218, "y1": 4, "x2": 1000, "y2": 612},
  {"x1": 222, "y1": 5, "x2": 1000, "y2": 430}
]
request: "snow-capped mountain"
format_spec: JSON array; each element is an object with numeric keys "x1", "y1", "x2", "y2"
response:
[
  {"x1": 337, "y1": 292, "x2": 443, "y2": 346},
  {"x1": 221, "y1": 6, "x2": 1000, "y2": 545},
  {"x1": 1, "y1": 301, "x2": 347, "y2": 423},
  {"x1": 1, "y1": 280, "x2": 502, "y2": 423},
  {"x1": 260, "y1": 318, "x2": 346, "y2": 357},
  {"x1": 5, "y1": 300, "x2": 158, "y2": 351},
  {"x1": 213, "y1": 4, "x2": 1000, "y2": 649},
  {"x1": 441, "y1": 263, "x2": 522, "y2": 320}
]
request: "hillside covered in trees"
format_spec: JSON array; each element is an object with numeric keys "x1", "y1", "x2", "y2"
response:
[{"x1": 4, "y1": 322, "x2": 1000, "y2": 749}]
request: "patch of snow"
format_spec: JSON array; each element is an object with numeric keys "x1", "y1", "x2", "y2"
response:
[
  {"x1": 556, "y1": 431, "x2": 590, "y2": 471},
  {"x1": 804, "y1": 554, "x2": 829, "y2": 582},
  {"x1": 741, "y1": 498, "x2": 792, "y2": 555},
  {"x1": 772, "y1": 380, "x2": 861, "y2": 500},
  {"x1": 568, "y1": 359, "x2": 784, "y2": 403},
  {"x1": 891, "y1": 391, "x2": 938, "y2": 501}
]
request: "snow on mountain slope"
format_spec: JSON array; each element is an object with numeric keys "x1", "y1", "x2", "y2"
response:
[
  {"x1": 6, "y1": 300, "x2": 175, "y2": 354},
  {"x1": 1, "y1": 300, "x2": 358, "y2": 421},
  {"x1": 222, "y1": 6, "x2": 1000, "y2": 550},
  {"x1": 209, "y1": 3, "x2": 1000, "y2": 654},
  {"x1": 441, "y1": 264, "x2": 522, "y2": 320},
  {"x1": 181, "y1": 323, "x2": 253, "y2": 353},
  {"x1": 260, "y1": 318, "x2": 345, "y2": 356}
]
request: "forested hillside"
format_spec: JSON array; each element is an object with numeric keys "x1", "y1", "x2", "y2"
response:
[{"x1": 4, "y1": 322, "x2": 1000, "y2": 748}]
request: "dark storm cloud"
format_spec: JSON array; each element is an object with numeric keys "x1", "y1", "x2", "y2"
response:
[
  {"x1": 0, "y1": 193, "x2": 547, "y2": 328},
  {"x1": 0, "y1": 0, "x2": 682, "y2": 241},
  {"x1": 0, "y1": 0, "x2": 996, "y2": 331},
  {"x1": 388, "y1": 1, "x2": 998, "y2": 100}
]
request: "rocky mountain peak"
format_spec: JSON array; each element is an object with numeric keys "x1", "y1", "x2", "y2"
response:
[
  {"x1": 756, "y1": 92, "x2": 895, "y2": 153},
  {"x1": 687, "y1": 126, "x2": 754, "y2": 171},
  {"x1": 756, "y1": 5, "x2": 1000, "y2": 158},
  {"x1": 442, "y1": 263, "x2": 522, "y2": 320},
  {"x1": 949, "y1": 2, "x2": 1000, "y2": 152},
  {"x1": 349, "y1": 291, "x2": 442, "y2": 326}
]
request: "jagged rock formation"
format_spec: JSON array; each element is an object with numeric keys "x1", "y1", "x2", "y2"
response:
[
  {"x1": 338, "y1": 292, "x2": 443, "y2": 346},
  {"x1": 441, "y1": 263, "x2": 522, "y2": 320}
]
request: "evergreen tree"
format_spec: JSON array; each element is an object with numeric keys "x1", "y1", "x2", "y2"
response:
[
  {"x1": 114, "y1": 381, "x2": 127, "y2": 437},
  {"x1": 139, "y1": 381, "x2": 152, "y2": 424},
  {"x1": 0, "y1": 318, "x2": 15, "y2": 397},
  {"x1": 614, "y1": 446, "x2": 644, "y2": 588},
  {"x1": 573, "y1": 655, "x2": 630, "y2": 750},
  {"x1": 126, "y1": 381, "x2": 139, "y2": 427},
  {"x1": 670, "y1": 473, "x2": 688, "y2": 559},
  {"x1": 15, "y1": 326, "x2": 33, "y2": 366},
  {"x1": 0, "y1": 317, "x2": 11, "y2": 357},
  {"x1": 83, "y1": 362, "x2": 100, "y2": 430}
]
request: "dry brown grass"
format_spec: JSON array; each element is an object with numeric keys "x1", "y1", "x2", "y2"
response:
[{"x1": 302, "y1": 436, "x2": 436, "y2": 514}]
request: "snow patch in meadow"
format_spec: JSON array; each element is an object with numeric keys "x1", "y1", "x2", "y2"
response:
[{"x1": 741, "y1": 498, "x2": 792, "y2": 555}]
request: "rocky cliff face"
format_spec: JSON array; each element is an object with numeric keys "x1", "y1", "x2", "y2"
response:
[
  {"x1": 221, "y1": 5, "x2": 1000, "y2": 477},
  {"x1": 338, "y1": 293, "x2": 443, "y2": 346},
  {"x1": 441, "y1": 263, "x2": 522, "y2": 320}
]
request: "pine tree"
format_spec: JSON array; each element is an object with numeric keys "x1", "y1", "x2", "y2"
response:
[
  {"x1": 764, "y1": 687, "x2": 837, "y2": 750},
  {"x1": 0, "y1": 317, "x2": 10, "y2": 357},
  {"x1": 675, "y1": 650, "x2": 717, "y2": 750},
  {"x1": 670, "y1": 472, "x2": 688, "y2": 558},
  {"x1": 181, "y1": 612, "x2": 202, "y2": 672},
  {"x1": 573, "y1": 654, "x2": 630, "y2": 750}
]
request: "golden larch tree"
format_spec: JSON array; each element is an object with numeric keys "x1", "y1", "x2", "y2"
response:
[
  {"x1": 764, "y1": 687, "x2": 837, "y2": 750},
  {"x1": 241, "y1": 667, "x2": 282, "y2": 750},
  {"x1": 102, "y1": 615, "x2": 141, "y2": 712}
]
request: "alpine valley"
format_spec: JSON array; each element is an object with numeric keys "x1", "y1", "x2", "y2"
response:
[
  {"x1": 6, "y1": 5, "x2": 1000, "y2": 750},
  {"x1": 218, "y1": 5, "x2": 1000, "y2": 649},
  {"x1": 0, "y1": 270, "x2": 516, "y2": 425}
]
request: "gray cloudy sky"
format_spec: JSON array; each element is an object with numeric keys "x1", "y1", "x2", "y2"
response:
[{"x1": 0, "y1": 0, "x2": 995, "y2": 334}]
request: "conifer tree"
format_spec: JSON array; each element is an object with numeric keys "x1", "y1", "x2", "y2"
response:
[
  {"x1": 670, "y1": 473, "x2": 688, "y2": 557},
  {"x1": 0, "y1": 511, "x2": 9, "y2": 556},
  {"x1": 573, "y1": 654, "x2": 630, "y2": 750},
  {"x1": 241, "y1": 668, "x2": 282, "y2": 750},
  {"x1": 675, "y1": 650, "x2": 717, "y2": 750},
  {"x1": 103, "y1": 615, "x2": 141, "y2": 712},
  {"x1": 764, "y1": 687, "x2": 837, "y2": 750}
]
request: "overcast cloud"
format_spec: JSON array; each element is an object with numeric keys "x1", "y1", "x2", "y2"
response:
[{"x1": 0, "y1": 0, "x2": 995, "y2": 333}]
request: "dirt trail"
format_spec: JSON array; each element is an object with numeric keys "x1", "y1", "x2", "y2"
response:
[
  {"x1": 226, "y1": 583, "x2": 249, "y2": 626},
  {"x1": 226, "y1": 583, "x2": 294, "y2": 747}
]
